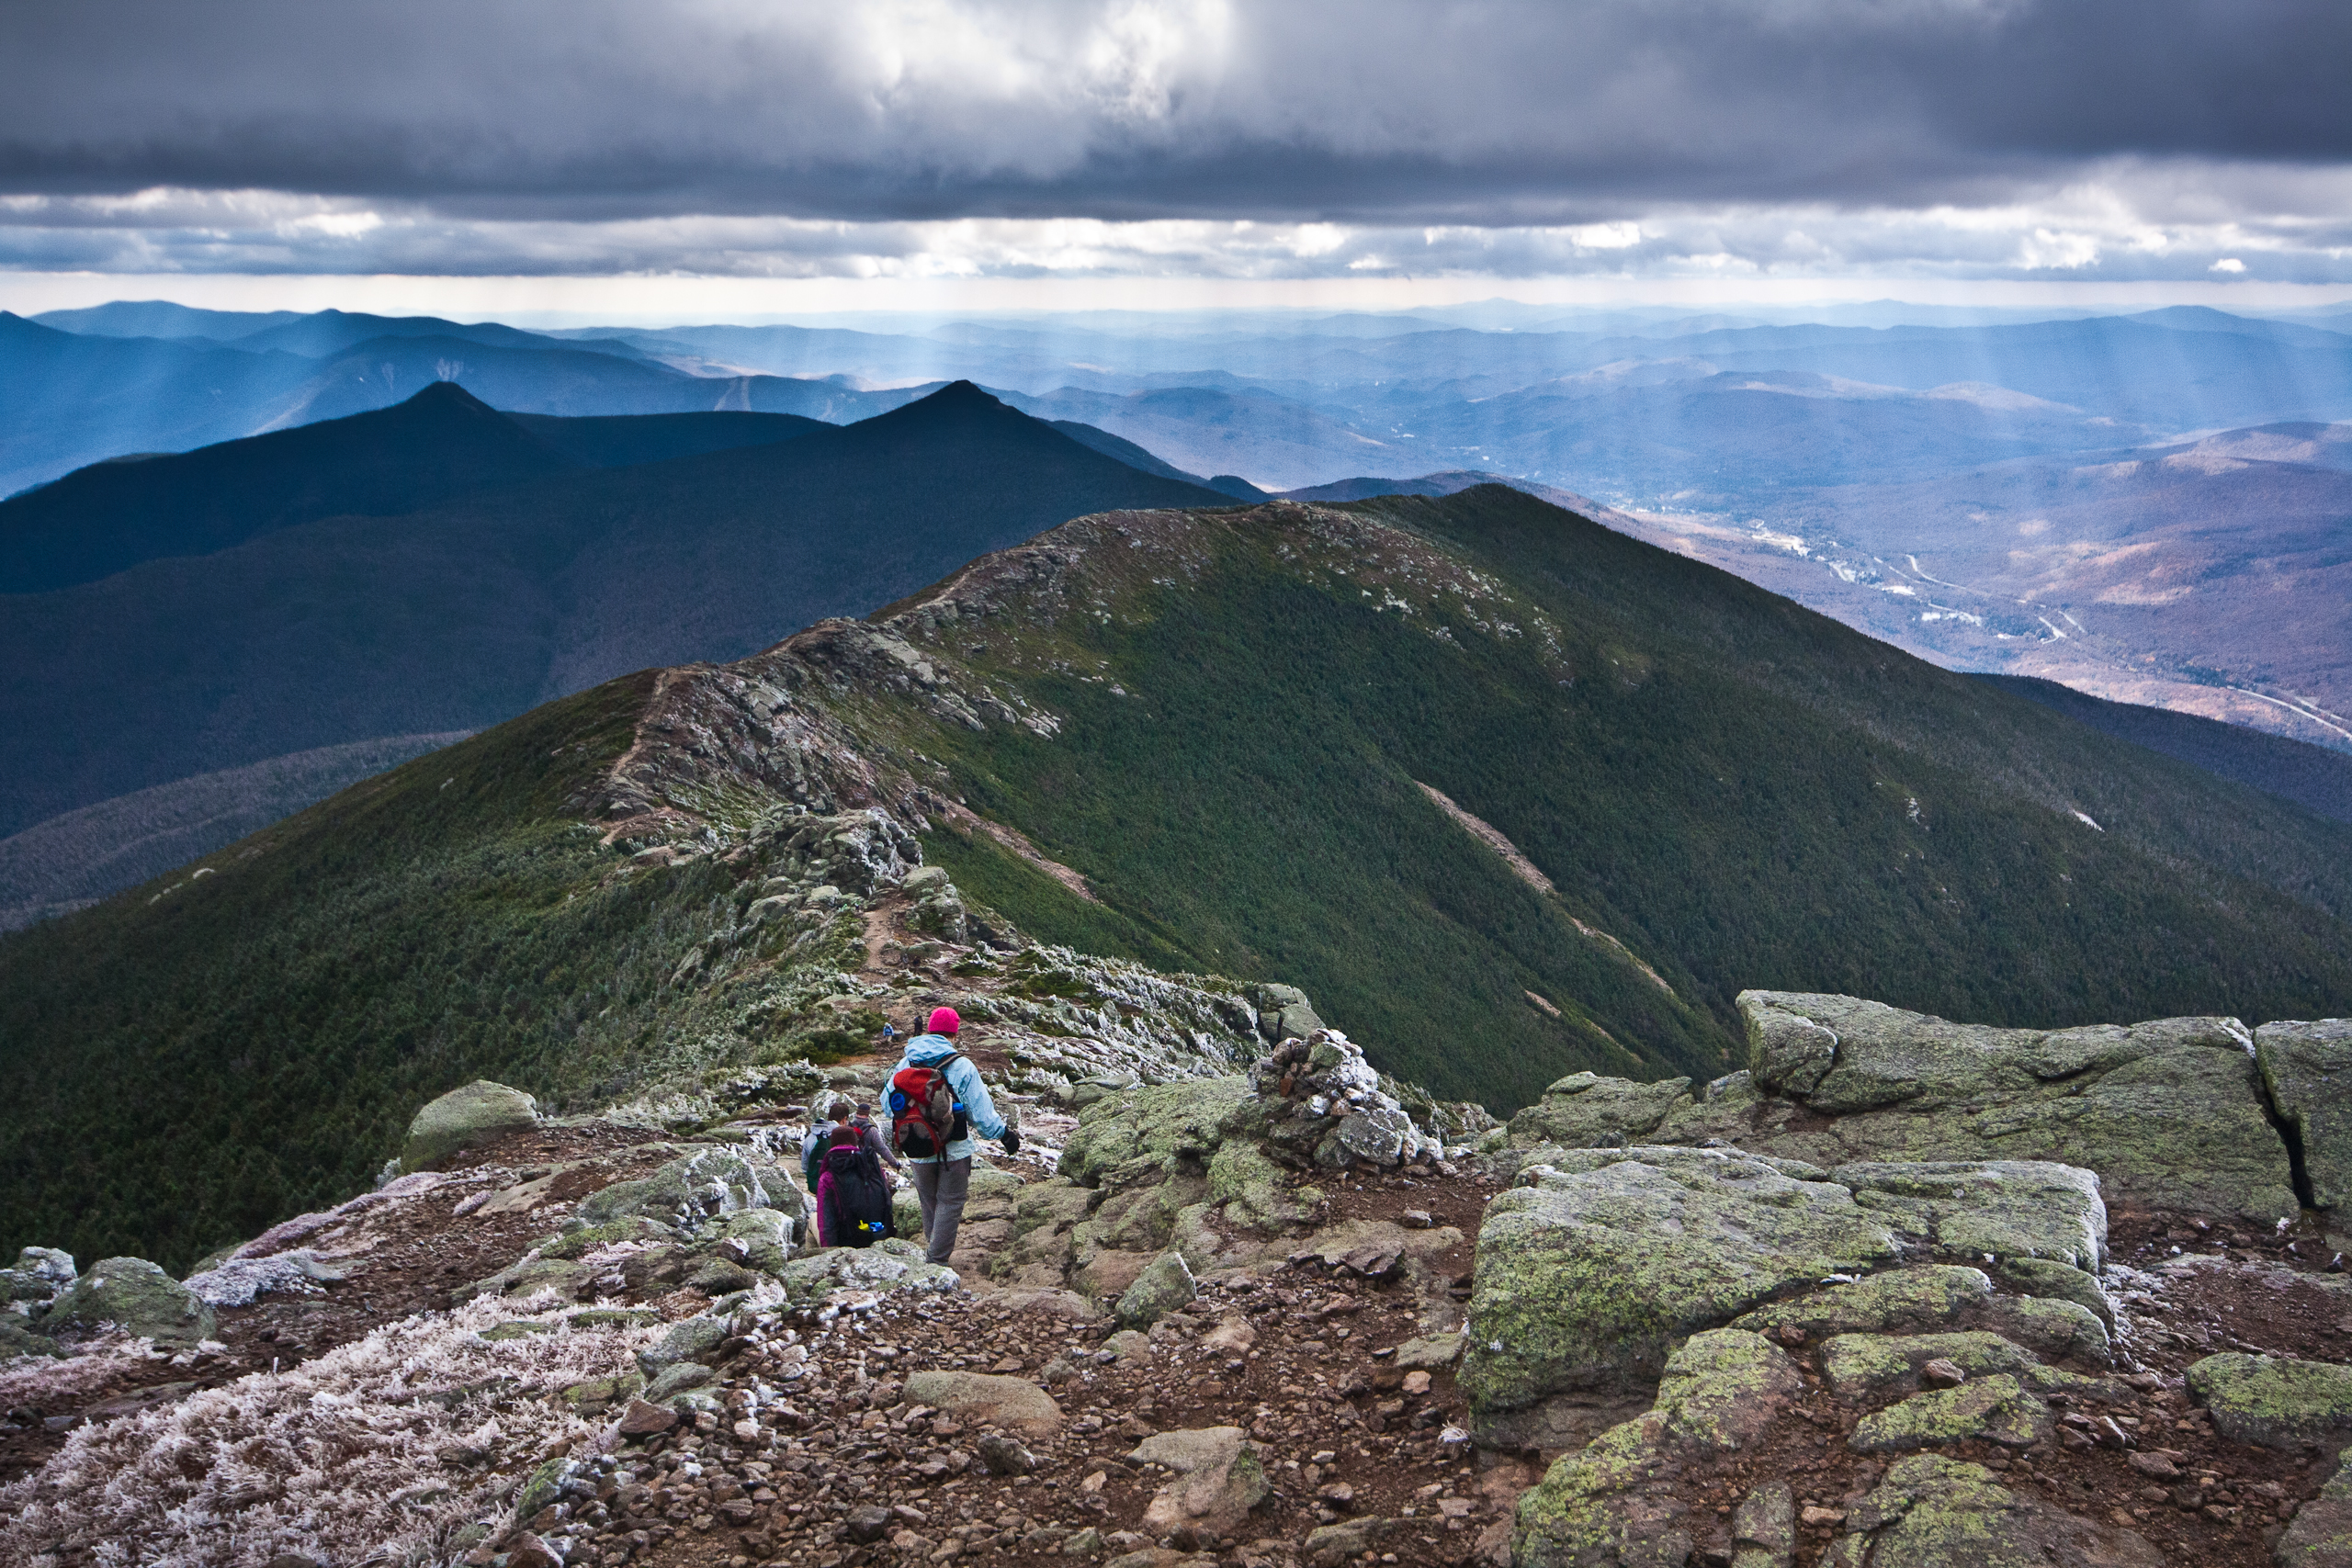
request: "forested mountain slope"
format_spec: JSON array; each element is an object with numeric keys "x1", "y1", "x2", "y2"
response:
[{"x1": 6, "y1": 486, "x2": 2350, "y2": 1270}]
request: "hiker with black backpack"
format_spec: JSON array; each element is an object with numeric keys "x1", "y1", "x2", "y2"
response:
[
  {"x1": 816, "y1": 1122, "x2": 895, "y2": 1248},
  {"x1": 887, "y1": 1006, "x2": 1018, "y2": 1267}
]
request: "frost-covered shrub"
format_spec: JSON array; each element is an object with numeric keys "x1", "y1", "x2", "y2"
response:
[
  {"x1": 0, "y1": 1292, "x2": 660, "y2": 1567},
  {"x1": 181, "y1": 1249, "x2": 345, "y2": 1307}
]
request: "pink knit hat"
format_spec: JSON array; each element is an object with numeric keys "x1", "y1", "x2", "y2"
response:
[{"x1": 928, "y1": 1006, "x2": 961, "y2": 1035}]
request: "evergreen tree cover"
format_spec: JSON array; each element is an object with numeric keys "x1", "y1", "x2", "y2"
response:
[
  {"x1": 907, "y1": 489, "x2": 2352, "y2": 1106},
  {"x1": 4, "y1": 485, "x2": 2349, "y2": 1271}
]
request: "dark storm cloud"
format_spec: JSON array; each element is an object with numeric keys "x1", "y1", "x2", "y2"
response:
[{"x1": 1, "y1": 0, "x2": 2346, "y2": 224}]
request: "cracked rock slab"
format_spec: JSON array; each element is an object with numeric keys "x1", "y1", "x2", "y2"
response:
[
  {"x1": 1462, "y1": 1147, "x2": 1895, "y2": 1447},
  {"x1": 2188, "y1": 1352, "x2": 2352, "y2": 1449},
  {"x1": 1726, "y1": 991, "x2": 2294, "y2": 1222},
  {"x1": 1830, "y1": 1455, "x2": 2164, "y2": 1568},
  {"x1": 2258, "y1": 1019, "x2": 2352, "y2": 1211},
  {"x1": 1510, "y1": 1330, "x2": 1803, "y2": 1568},
  {"x1": 1848, "y1": 1373, "x2": 2052, "y2": 1453}
]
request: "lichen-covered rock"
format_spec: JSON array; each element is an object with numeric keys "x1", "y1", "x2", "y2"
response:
[
  {"x1": 1011, "y1": 1018, "x2": 1458, "y2": 1300},
  {"x1": 0, "y1": 1246, "x2": 75, "y2": 1315},
  {"x1": 1831, "y1": 1160, "x2": 2106, "y2": 1273},
  {"x1": 2258, "y1": 1019, "x2": 2352, "y2": 1210},
  {"x1": 1130, "y1": 1426, "x2": 1270, "y2": 1538},
  {"x1": 1487, "y1": 993, "x2": 2298, "y2": 1221},
  {"x1": 1733, "y1": 1264, "x2": 1996, "y2": 1340},
  {"x1": 1818, "y1": 1331, "x2": 2038, "y2": 1398},
  {"x1": 1463, "y1": 1147, "x2": 1895, "y2": 1447},
  {"x1": 452, "y1": 1254, "x2": 594, "y2": 1305},
  {"x1": 39, "y1": 1257, "x2": 216, "y2": 1347},
  {"x1": 1731, "y1": 1263, "x2": 2110, "y2": 1366},
  {"x1": 400, "y1": 1079, "x2": 539, "y2": 1173},
  {"x1": 637, "y1": 1314, "x2": 728, "y2": 1379},
  {"x1": 0, "y1": 1241, "x2": 74, "y2": 1297},
  {"x1": 900, "y1": 864, "x2": 971, "y2": 943},
  {"x1": 778, "y1": 1237, "x2": 958, "y2": 1305},
  {"x1": 1989, "y1": 1257, "x2": 2113, "y2": 1327},
  {"x1": 695, "y1": 1206, "x2": 797, "y2": 1272},
  {"x1": 1252, "y1": 983, "x2": 1324, "y2": 1044},
  {"x1": 0, "y1": 1317, "x2": 64, "y2": 1359},
  {"x1": 1058, "y1": 1077, "x2": 1254, "y2": 1190},
  {"x1": 1650, "y1": 1329, "x2": 1806, "y2": 1450},
  {"x1": 1828, "y1": 1455, "x2": 2163, "y2": 1567},
  {"x1": 1727, "y1": 992, "x2": 2293, "y2": 1220},
  {"x1": 1731, "y1": 1482, "x2": 1792, "y2": 1568},
  {"x1": 2278, "y1": 1457, "x2": 2352, "y2": 1568},
  {"x1": 1116, "y1": 1250, "x2": 1196, "y2": 1330},
  {"x1": 1510, "y1": 1331, "x2": 1801, "y2": 1567},
  {"x1": 2188, "y1": 1353, "x2": 2352, "y2": 1449},
  {"x1": 1849, "y1": 1373, "x2": 2052, "y2": 1452},
  {"x1": 1205, "y1": 1138, "x2": 1306, "y2": 1229},
  {"x1": 1508, "y1": 1072, "x2": 1695, "y2": 1151},
  {"x1": 643, "y1": 1362, "x2": 718, "y2": 1404},
  {"x1": 902, "y1": 1369, "x2": 1063, "y2": 1437},
  {"x1": 560, "y1": 1371, "x2": 644, "y2": 1413}
]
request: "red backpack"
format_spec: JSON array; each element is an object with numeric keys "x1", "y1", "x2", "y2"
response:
[{"x1": 888, "y1": 1053, "x2": 967, "y2": 1158}]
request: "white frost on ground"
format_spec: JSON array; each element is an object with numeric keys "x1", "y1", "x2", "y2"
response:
[
  {"x1": 2, "y1": 1291, "x2": 659, "y2": 1568},
  {"x1": 182, "y1": 1249, "x2": 345, "y2": 1307}
]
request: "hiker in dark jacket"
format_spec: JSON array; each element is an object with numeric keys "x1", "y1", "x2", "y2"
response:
[
  {"x1": 800, "y1": 1093, "x2": 843, "y2": 1198},
  {"x1": 888, "y1": 1007, "x2": 1017, "y2": 1266},
  {"x1": 849, "y1": 1102, "x2": 903, "y2": 1174}
]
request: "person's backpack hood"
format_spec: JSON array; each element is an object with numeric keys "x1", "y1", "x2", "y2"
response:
[{"x1": 902, "y1": 1033, "x2": 962, "y2": 1066}]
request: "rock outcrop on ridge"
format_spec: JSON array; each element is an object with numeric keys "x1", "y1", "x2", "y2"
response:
[{"x1": 1506, "y1": 990, "x2": 2312, "y2": 1225}]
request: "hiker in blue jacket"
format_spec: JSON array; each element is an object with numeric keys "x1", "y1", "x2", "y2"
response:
[{"x1": 889, "y1": 1007, "x2": 1018, "y2": 1266}]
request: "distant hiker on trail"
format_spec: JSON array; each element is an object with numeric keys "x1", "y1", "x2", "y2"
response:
[
  {"x1": 816, "y1": 1123, "x2": 894, "y2": 1248},
  {"x1": 888, "y1": 1007, "x2": 1018, "y2": 1266},
  {"x1": 880, "y1": 1021, "x2": 897, "y2": 1050}
]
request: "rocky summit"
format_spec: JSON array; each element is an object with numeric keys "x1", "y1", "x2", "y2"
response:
[{"x1": 6, "y1": 927, "x2": 2352, "y2": 1568}]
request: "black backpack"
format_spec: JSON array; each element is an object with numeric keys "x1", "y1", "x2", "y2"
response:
[{"x1": 823, "y1": 1142, "x2": 894, "y2": 1248}]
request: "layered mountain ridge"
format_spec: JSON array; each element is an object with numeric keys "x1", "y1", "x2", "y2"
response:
[
  {"x1": 0, "y1": 383, "x2": 1231, "y2": 851},
  {"x1": 7, "y1": 486, "x2": 2352, "y2": 1281}
]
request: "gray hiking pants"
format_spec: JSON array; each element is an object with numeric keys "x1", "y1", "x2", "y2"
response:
[{"x1": 910, "y1": 1156, "x2": 972, "y2": 1266}]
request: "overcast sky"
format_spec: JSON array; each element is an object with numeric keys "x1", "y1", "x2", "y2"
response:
[{"x1": 4, "y1": 0, "x2": 2349, "y2": 310}]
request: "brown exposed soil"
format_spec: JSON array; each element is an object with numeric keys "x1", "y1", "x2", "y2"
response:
[
  {"x1": 553, "y1": 1187, "x2": 2352, "y2": 1568},
  {"x1": 595, "y1": 1165, "x2": 1516, "y2": 1568}
]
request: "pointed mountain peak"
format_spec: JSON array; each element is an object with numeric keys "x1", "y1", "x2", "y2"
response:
[
  {"x1": 398, "y1": 379, "x2": 499, "y2": 414},
  {"x1": 887, "y1": 379, "x2": 1007, "y2": 417},
  {"x1": 848, "y1": 379, "x2": 1039, "y2": 440}
]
